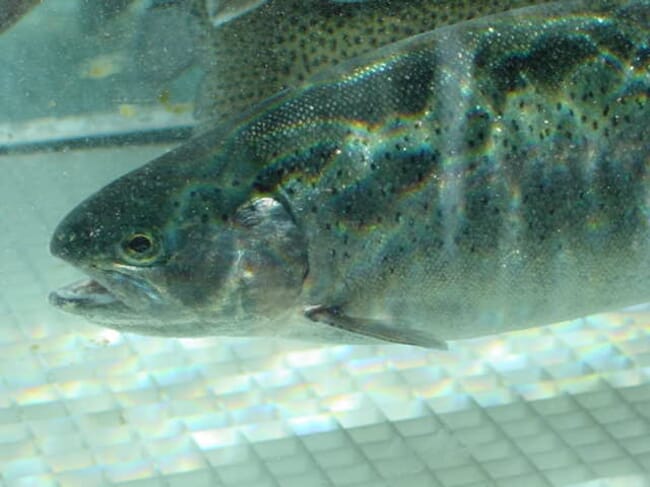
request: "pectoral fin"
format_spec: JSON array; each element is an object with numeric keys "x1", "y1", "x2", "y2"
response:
[{"x1": 304, "y1": 305, "x2": 448, "y2": 350}]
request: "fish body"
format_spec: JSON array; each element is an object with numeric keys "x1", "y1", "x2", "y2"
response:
[
  {"x1": 194, "y1": 0, "x2": 555, "y2": 121},
  {"x1": 50, "y1": 0, "x2": 650, "y2": 347}
]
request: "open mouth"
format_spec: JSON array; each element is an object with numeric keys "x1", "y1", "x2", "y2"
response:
[
  {"x1": 49, "y1": 278, "x2": 122, "y2": 310},
  {"x1": 49, "y1": 267, "x2": 165, "y2": 319},
  {"x1": 48, "y1": 273, "x2": 200, "y2": 335}
]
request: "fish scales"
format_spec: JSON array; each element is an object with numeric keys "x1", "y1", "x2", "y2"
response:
[{"x1": 50, "y1": 0, "x2": 650, "y2": 347}]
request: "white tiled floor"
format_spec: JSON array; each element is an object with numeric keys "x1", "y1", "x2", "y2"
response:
[{"x1": 1, "y1": 146, "x2": 649, "y2": 487}]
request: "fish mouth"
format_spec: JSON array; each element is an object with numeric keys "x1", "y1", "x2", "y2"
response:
[
  {"x1": 49, "y1": 278, "x2": 128, "y2": 312},
  {"x1": 49, "y1": 265, "x2": 171, "y2": 329},
  {"x1": 49, "y1": 274, "x2": 215, "y2": 336}
]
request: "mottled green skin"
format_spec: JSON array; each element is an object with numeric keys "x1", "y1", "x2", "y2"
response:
[{"x1": 51, "y1": 0, "x2": 649, "y2": 346}]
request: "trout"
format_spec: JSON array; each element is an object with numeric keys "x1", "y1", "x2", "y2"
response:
[{"x1": 50, "y1": 0, "x2": 650, "y2": 348}]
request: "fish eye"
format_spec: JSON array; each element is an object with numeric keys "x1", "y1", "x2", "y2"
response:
[
  {"x1": 128, "y1": 234, "x2": 152, "y2": 253},
  {"x1": 120, "y1": 232, "x2": 161, "y2": 264}
]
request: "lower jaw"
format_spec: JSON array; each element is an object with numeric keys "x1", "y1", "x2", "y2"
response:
[{"x1": 50, "y1": 278, "x2": 120, "y2": 308}]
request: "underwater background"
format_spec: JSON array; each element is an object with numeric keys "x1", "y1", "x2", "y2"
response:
[{"x1": 1, "y1": 1, "x2": 650, "y2": 486}]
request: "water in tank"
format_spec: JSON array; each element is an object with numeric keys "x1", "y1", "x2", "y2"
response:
[{"x1": 1, "y1": 1, "x2": 649, "y2": 486}]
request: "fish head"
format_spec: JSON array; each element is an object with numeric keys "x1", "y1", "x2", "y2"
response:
[{"x1": 49, "y1": 153, "x2": 309, "y2": 337}]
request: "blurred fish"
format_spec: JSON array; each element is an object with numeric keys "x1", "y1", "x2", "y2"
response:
[
  {"x1": 79, "y1": 52, "x2": 128, "y2": 79},
  {"x1": 78, "y1": 0, "x2": 133, "y2": 33},
  {"x1": 49, "y1": 0, "x2": 649, "y2": 348},
  {"x1": 194, "y1": 0, "x2": 555, "y2": 121},
  {"x1": 133, "y1": 2, "x2": 204, "y2": 83},
  {"x1": 129, "y1": 0, "x2": 554, "y2": 118},
  {"x1": 0, "y1": 0, "x2": 39, "y2": 33}
]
